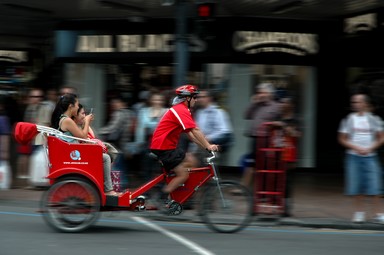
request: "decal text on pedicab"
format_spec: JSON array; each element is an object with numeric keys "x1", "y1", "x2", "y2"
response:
[{"x1": 63, "y1": 150, "x2": 89, "y2": 165}]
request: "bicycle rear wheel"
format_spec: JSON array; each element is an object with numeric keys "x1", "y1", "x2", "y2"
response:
[
  {"x1": 201, "y1": 180, "x2": 253, "y2": 233},
  {"x1": 41, "y1": 178, "x2": 101, "y2": 233}
]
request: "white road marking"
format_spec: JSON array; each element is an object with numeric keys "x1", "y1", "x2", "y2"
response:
[{"x1": 131, "y1": 216, "x2": 216, "y2": 255}]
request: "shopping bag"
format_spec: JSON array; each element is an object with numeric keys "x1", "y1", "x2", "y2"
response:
[
  {"x1": 0, "y1": 160, "x2": 11, "y2": 190},
  {"x1": 111, "y1": 153, "x2": 127, "y2": 191},
  {"x1": 29, "y1": 145, "x2": 49, "y2": 187},
  {"x1": 111, "y1": 170, "x2": 122, "y2": 192}
]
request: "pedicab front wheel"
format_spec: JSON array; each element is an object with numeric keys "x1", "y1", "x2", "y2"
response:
[
  {"x1": 41, "y1": 178, "x2": 101, "y2": 233},
  {"x1": 200, "y1": 180, "x2": 253, "y2": 233}
]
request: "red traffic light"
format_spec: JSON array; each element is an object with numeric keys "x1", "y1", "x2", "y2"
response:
[
  {"x1": 198, "y1": 4, "x2": 211, "y2": 17},
  {"x1": 197, "y1": 3, "x2": 215, "y2": 19}
]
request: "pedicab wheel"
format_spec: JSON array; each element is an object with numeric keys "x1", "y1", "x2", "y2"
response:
[
  {"x1": 40, "y1": 178, "x2": 101, "y2": 233},
  {"x1": 200, "y1": 180, "x2": 253, "y2": 233}
]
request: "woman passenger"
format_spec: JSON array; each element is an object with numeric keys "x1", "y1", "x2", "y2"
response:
[{"x1": 50, "y1": 93, "x2": 120, "y2": 196}]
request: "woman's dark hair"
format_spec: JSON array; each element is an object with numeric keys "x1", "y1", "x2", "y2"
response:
[
  {"x1": 71, "y1": 103, "x2": 84, "y2": 121},
  {"x1": 51, "y1": 93, "x2": 77, "y2": 129},
  {"x1": 77, "y1": 103, "x2": 84, "y2": 115}
]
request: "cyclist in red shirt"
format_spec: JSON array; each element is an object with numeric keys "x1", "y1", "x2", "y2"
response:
[{"x1": 150, "y1": 85, "x2": 219, "y2": 201}]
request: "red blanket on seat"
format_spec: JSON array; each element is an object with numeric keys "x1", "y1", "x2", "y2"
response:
[{"x1": 14, "y1": 122, "x2": 38, "y2": 145}]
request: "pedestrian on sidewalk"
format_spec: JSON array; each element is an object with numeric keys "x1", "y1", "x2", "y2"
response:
[
  {"x1": 16, "y1": 88, "x2": 46, "y2": 186},
  {"x1": 191, "y1": 89, "x2": 234, "y2": 165},
  {"x1": 0, "y1": 96, "x2": 11, "y2": 189},
  {"x1": 272, "y1": 96, "x2": 301, "y2": 217},
  {"x1": 338, "y1": 93, "x2": 384, "y2": 223},
  {"x1": 240, "y1": 83, "x2": 282, "y2": 189},
  {"x1": 134, "y1": 91, "x2": 167, "y2": 181}
]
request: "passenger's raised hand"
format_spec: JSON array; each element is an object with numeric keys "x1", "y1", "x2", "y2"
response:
[{"x1": 84, "y1": 113, "x2": 94, "y2": 123}]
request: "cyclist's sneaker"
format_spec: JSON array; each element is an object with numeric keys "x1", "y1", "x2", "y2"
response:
[
  {"x1": 163, "y1": 199, "x2": 173, "y2": 205},
  {"x1": 154, "y1": 192, "x2": 169, "y2": 205},
  {"x1": 158, "y1": 199, "x2": 175, "y2": 215},
  {"x1": 152, "y1": 192, "x2": 172, "y2": 213}
]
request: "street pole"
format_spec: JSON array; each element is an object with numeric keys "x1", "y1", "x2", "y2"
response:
[{"x1": 173, "y1": 0, "x2": 189, "y2": 88}]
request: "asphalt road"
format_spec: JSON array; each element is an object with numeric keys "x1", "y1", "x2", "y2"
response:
[{"x1": 0, "y1": 200, "x2": 384, "y2": 255}]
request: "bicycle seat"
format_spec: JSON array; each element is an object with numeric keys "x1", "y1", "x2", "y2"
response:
[
  {"x1": 148, "y1": 152, "x2": 164, "y2": 166},
  {"x1": 148, "y1": 152, "x2": 158, "y2": 160}
]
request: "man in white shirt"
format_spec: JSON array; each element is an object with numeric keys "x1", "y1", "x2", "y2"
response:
[{"x1": 338, "y1": 93, "x2": 384, "y2": 223}]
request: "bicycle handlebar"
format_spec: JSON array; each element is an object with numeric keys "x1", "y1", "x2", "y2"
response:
[{"x1": 206, "y1": 151, "x2": 217, "y2": 163}]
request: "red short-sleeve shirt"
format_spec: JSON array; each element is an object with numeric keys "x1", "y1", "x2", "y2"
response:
[{"x1": 150, "y1": 103, "x2": 196, "y2": 150}]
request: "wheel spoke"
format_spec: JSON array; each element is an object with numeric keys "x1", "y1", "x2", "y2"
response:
[
  {"x1": 41, "y1": 179, "x2": 100, "y2": 233},
  {"x1": 201, "y1": 181, "x2": 253, "y2": 233}
]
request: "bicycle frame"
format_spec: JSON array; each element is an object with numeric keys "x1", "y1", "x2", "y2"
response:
[
  {"x1": 44, "y1": 130, "x2": 220, "y2": 211},
  {"x1": 117, "y1": 154, "x2": 219, "y2": 209}
]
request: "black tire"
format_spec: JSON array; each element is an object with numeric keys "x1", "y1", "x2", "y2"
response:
[
  {"x1": 200, "y1": 180, "x2": 253, "y2": 233},
  {"x1": 40, "y1": 177, "x2": 101, "y2": 233}
]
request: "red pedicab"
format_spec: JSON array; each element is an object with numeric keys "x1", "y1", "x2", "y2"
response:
[{"x1": 14, "y1": 122, "x2": 253, "y2": 233}]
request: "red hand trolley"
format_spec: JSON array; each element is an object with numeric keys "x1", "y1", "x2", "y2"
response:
[{"x1": 253, "y1": 122, "x2": 287, "y2": 216}]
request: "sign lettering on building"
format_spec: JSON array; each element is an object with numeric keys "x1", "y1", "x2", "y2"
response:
[
  {"x1": 232, "y1": 31, "x2": 318, "y2": 55},
  {"x1": 0, "y1": 50, "x2": 28, "y2": 62},
  {"x1": 344, "y1": 13, "x2": 377, "y2": 34},
  {"x1": 76, "y1": 34, "x2": 206, "y2": 53}
]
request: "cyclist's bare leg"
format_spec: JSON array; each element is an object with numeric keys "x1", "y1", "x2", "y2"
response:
[{"x1": 162, "y1": 153, "x2": 198, "y2": 194}]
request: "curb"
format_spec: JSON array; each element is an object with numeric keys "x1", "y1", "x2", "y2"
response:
[
  {"x1": 279, "y1": 217, "x2": 384, "y2": 231},
  {"x1": 145, "y1": 213, "x2": 384, "y2": 231}
]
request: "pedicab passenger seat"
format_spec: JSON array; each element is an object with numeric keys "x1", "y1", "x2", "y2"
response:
[
  {"x1": 14, "y1": 122, "x2": 105, "y2": 192},
  {"x1": 35, "y1": 125, "x2": 104, "y2": 186}
]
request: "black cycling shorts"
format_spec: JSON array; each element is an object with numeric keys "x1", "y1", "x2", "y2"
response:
[{"x1": 150, "y1": 148, "x2": 186, "y2": 172}]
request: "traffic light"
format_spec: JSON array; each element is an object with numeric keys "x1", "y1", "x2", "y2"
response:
[
  {"x1": 196, "y1": 1, "x2": 215, "y2": 21},
  {"x1": 194, "y1": 1, "x2": 216, "y2": 40}
]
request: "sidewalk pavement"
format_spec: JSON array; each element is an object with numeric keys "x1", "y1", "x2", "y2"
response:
[{"x1": 1, "y1": 172, "x2": 384, "y2": 231}]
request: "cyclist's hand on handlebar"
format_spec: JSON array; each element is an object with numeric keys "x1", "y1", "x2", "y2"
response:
[{"x1": 207, "y1": 144, "x2": 219, "y2": 152}]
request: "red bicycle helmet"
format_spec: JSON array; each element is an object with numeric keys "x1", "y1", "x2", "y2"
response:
[{"x1": 175, "y1": 85, "x2": 200, "y2": 97}]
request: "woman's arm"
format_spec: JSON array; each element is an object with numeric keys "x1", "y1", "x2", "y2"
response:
[
  {"x1": 88, "y1": 126, "x2": 96, "y2": 138},
  {"x1": 63, "y1": 115, "x2": 93, "y2": 139}
]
